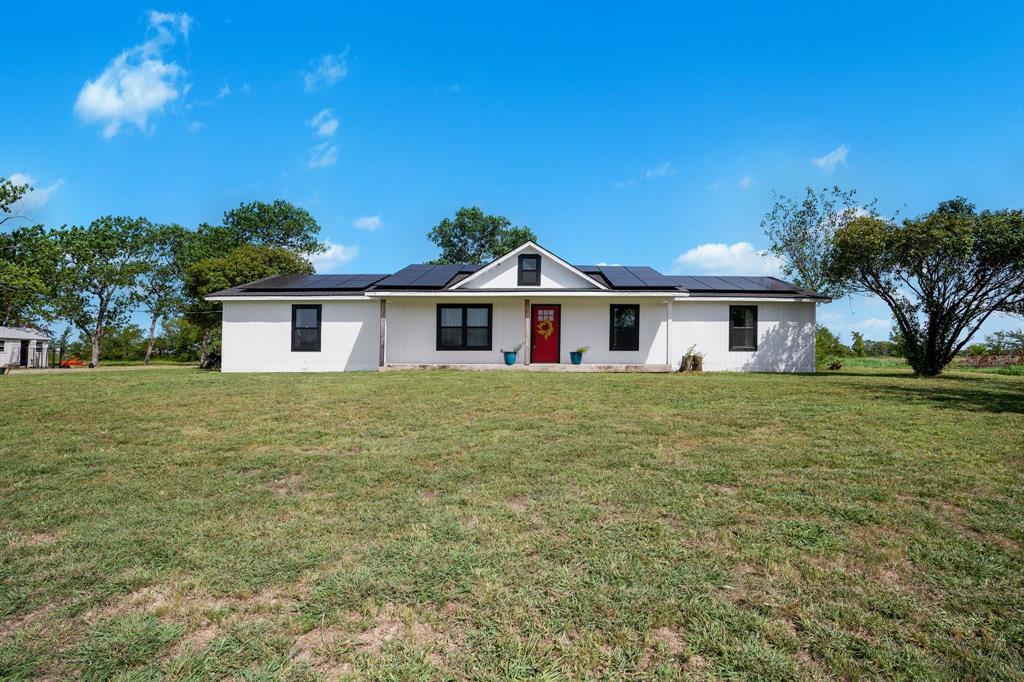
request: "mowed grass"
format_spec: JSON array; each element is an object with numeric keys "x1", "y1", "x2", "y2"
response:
[{"x1": 1, "y1": 367, "x2": 1022, "y2": 680}]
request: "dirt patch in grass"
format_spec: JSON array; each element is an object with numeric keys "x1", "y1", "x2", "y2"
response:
[
  {"x1": 648, "y1": 626, "x2": 685, "y2": 654},
  {"x1": 169, "y1": 623, "x2": 219, "y2": 657},
  {"x1": 507, "y1": 494, "x2": 529, "y2": 512},
  {"x1": 0, "y1": 602, "x2": 60, "y2": 637},
  {"x1": 7, "y1": 531, "x2": 60, "y2": 549},
  {"x1": 267, "y1": 474, "x2": 303, "y2": 496},
  {"x1": 356, "y1": 603, "x2": 445, "y2": 653}
]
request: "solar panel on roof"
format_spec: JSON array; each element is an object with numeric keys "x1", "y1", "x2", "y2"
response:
[
  {"x1": 411, "y1": 264, "x2": 461, "y2": 287},
  {"x1": 598, "y1": 266, "x2": 645, "y2": 288},
  {"x1": 375, "y1": 265, "x2": 429, "y2": 287},
  {"x1": 623, "y1": 266, "x2": 677, "y2": 288}
]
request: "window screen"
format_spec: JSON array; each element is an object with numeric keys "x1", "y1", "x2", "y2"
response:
[{"x1": 729, "y1": 305, "x2": 757, "y2": 351}]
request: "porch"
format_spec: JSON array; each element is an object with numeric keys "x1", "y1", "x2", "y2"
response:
[{"x1": 381, "y1": 363, "x2": 672, "y2": 372}]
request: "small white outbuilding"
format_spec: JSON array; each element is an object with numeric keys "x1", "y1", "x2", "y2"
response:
[{"x1": 0, "y1": 327, "x2": 50, "y2": 369}]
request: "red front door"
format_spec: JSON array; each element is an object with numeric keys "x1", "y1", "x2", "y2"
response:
[{"x1": 531, "y1": 304, "x2": 560, "y2": 363}]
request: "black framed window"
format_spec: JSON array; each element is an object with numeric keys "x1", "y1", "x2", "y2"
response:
[
  {"x1": 518, "y1": 254, "x2": 541, "y2": 286},
  {"x1": 291, "y1": 304, "x2": 322, "y2": 352},
  {"x1": 729, "y1": 305, "x2": 757, "y2": 351},
  {"x1": 437, "y1": 304, "x2": 492, "y2": 350},
  {"x1": 609, "y1": 304, "x2": 640, "y2": 351}
]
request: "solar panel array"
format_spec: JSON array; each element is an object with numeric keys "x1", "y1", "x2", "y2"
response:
[
  {"x1": 232, "y1": 266, "x2": 814, "y2": 295},
  {"x1": 669, "y1": 276, "x2": 803, "y2": 293},
  {"x1": 243, "y1": 274, "x2": 388, "y2": 291},
  {"x1": 374, "y1": 263, "x2": 482, "y2": 289},
  {"x1": 575, "y1": 265, "x2": 679, "y2": 289}
]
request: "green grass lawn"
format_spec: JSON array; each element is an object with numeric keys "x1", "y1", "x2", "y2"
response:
[{"x1": 1, "y1": 368, "x2": 1022, "y2": 680}]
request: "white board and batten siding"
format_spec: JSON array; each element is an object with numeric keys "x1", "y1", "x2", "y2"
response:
[
  {"x1": 220, "y1": 299, "x2": 380, "y2": 372},
  {"x1": 671, "y1": 300, "x2": 816, "y2": 372}
]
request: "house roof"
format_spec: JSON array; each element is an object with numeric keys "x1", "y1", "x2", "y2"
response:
[
  {"x1": 206, "y1": 242, "x2": 827, "y2": 300},
  {"x1": 0, "y1": 326, "x2": 50, "y2": 340}
]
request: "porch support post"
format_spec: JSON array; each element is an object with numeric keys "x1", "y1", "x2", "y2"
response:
[
  {"x1": 378, "y1": 299, "x2": 387, "y2": 368},
  {"x1": 666, "y1": 299, "x2": 674, "y2": 370},
  {"x1": 523, "y1": 299, "x2": 530, "y2": 365}
]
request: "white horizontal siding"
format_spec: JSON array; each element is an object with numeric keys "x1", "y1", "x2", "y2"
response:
[
  {"x1": 670, "y1": 301, "x2": 815, "y2": 372},
  {"x1": 386, "y1": 298, "x2": 526, "y2": 364},
  {"x1": 557, "y1": 298, "x2": 668, "y2": 365},
  {"x1": 221, "y1": 300, "x2": 380, "y2": 372}
]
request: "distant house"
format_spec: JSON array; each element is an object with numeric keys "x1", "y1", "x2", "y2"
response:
[
  {"x1": 207, "y1": 241, "x2": 826, "y2": 373},
  {"x1": 0, "y1": 327, "x2": 50, "y2": 369}
]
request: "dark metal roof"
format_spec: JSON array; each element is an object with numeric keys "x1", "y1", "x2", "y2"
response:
[{"x1": 207, "y1": 265, "x2": 825, "y2": 299}]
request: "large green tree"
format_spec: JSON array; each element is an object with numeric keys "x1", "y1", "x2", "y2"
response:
[
  {"x1": 0, "y1": 224, "x2": 59, "y2": 327},
  {"x1": 174, "y1": 199, "x2": 325, "y2": 365},
  {"x1": 0, "y1": 176, "x2": 31, "y2": 224},
  {"x1": 762, "y1": 186, "x2": 877, "y2": 298},
  {"x1": 827, "y1": 198, "x2": 1024, "y2": 376},
  {"x1": 52, "y1": 217, "x2": 151, "y2": 366},
  {"x1": 428, "y1": 207, "x2": 537, "y2": 264},
  {"x1": 135, "y1": 223, "x2": 190, "y2": 365},
  {"x1": 183, "y1": 244, "x2": 315, "y2": 366},
  {"x1": 219, "y1": 199, "x2": 326, "y2": 255}
]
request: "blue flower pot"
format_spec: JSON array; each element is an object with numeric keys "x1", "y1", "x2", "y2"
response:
[
  {"x1": 570, "y1": 351, "x2": 583, "y2": 365},
  {"x1": 503, "y1": 351, "x2": 518, "y2": 365}
]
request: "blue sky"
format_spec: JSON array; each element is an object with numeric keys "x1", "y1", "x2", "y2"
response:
[{"x1": 4, "y1": 1, "x2": 1022, "y2": 341}]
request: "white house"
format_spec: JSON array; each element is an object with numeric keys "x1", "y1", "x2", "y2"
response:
[
  {"x1": 0, "y1": 327, "x2": 50, "y2": 369},
  {"x1": 207, "y1": 242, "x2": 826, "y2": 373}
]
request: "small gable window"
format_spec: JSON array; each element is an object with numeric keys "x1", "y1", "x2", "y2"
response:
[
  {"x1": 437, "y1": 304, "x2": 492, "y2": 351},
  {"x1": 729, "y1": 305, "x2": 757, "y2": 351},
  {"x1": 292, "y1": 304, "x2": 322, "y2": 352},
  {"x1": 609, "y1": 304, "x2": 640, "y2": 351},
  {"x1": 518, "y1": 254, "x2": 541, "y2": 286}
]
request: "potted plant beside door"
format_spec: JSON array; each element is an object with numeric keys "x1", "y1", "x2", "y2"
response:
[
  {"x1": 501, "y1": 343, "x2": 523, "y2": 366},
  {"x1": 570, "y1": 346, "x2": 590, "y2": 365}
]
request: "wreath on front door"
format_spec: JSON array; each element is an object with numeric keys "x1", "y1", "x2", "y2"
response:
[{"x1": 536, "y1": 319, "x2": 554, "y2": 340}]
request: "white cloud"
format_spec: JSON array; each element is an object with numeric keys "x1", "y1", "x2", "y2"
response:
[
  {"x1": 306, "y1": 141, "x2": 338, "y2": 169},
  {"x1": 187, "y1": 121, "x2": 204, "y2": 133},
  {"x1": 309, "y1": 109, "x2": 338, "y2": 137},
  {"x1": 7, "y1": 173, "x2": 64, "y2": 212},
  {"x1": 644, "y1": 161, "x2": 676, "y2": 179},
  {"x1": 672, "y1": 241, "x2": 782, "y2": 276},
  {"x1": 147, "y1": 10, "x2": 192, "y2": 40},
  {"x1": 352, "y1": 215, "x2": 381, "y2": 230},
  {"x1": 303, "y1": 51, "x2": 349, "y2": 91},
  {"x1": 74, "y1": 11, "x2": 191, "y2": 137},
  {"x1": 310, "y1": 242, "x2": 358, "y2": 272},
  {"x1": 217, "y1": 84, "x2": 230, "y2": 98},
  {"x1": 812, "y1": 144, "x2": 849, "y2": 173},
  {"x1": 706, "y1": 181, "x2": 722, "y2": 190},
  {"x1": 738, "y1": 175, "x2": 753, "y2": 190},
  {"x1": 615, "y1": 161, "x2": 676, "y2": 188},
  {"x1": 848, "y1": 317, "x2": 891, "y2": 333},
  {"x1": 240, "y1": 83, "x2": 251, "y2": 94}
]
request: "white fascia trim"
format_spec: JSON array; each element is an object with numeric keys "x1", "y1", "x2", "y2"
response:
[
  {"x1": 206, "y1": 295, "x2": 372, "y2": 302},
  {"x1": 673, "y1": 296, "x2": 821, "y2": 303},
  {"x1": 447, "y1": 240, "x2": 609, "y2": 290},
  {"x1": 366, "y1": 290, "x2": 673, "y2": 298}
]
